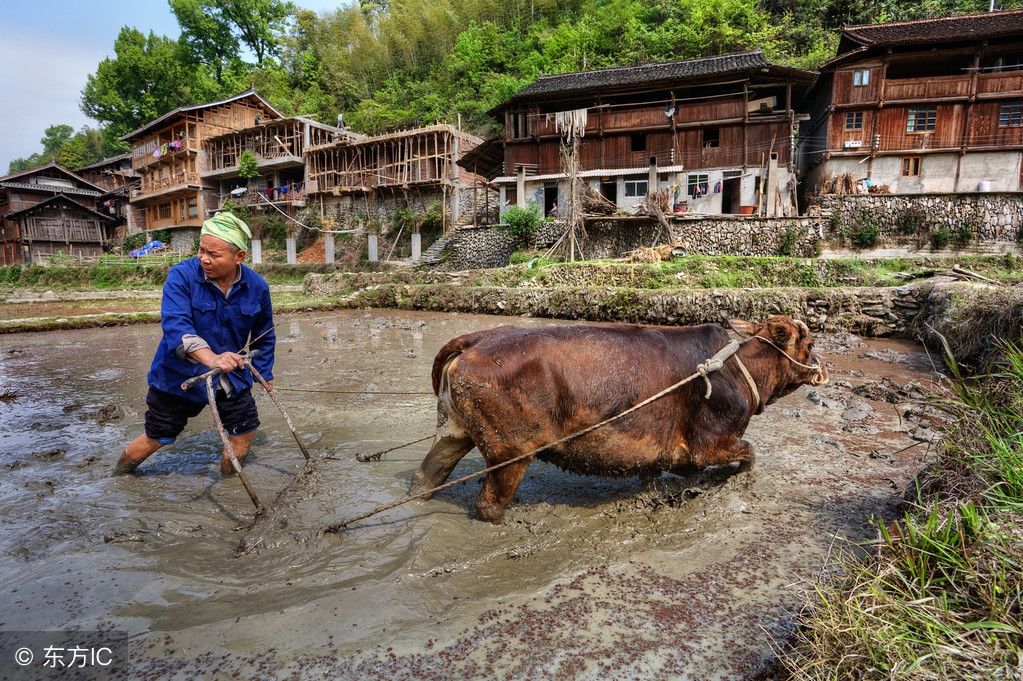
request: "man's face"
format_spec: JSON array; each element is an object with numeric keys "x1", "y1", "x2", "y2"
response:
[{"x1": 198, "y1": 235, "x2": 244, "y2": 282}]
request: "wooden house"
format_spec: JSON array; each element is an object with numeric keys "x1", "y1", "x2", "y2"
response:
[
  {"x1": 305, "y1": 124, "x2": 486, "y2": 229},
  {"x1": 0, "y1": 164, "x2": 113, "y2": 264},
  {"x1": 201, "y1": 117, "x2": 357, "y2": 216},
  {"x1": 122, "y1": 89, "x2": 282, "y2": 249},
  {"x1": 483, "y1": 51, "x2": 816, "y2": 216},
  {"x1": 76, "y1": 153, "x2": 139, "y2": 237},
  {"x1": 801, "y1": 9, "x2": 1023, "y2": 194}
]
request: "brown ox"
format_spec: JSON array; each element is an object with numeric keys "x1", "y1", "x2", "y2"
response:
[{"x1": 409, "y1": 315, "x2": 827, "y2": 523}]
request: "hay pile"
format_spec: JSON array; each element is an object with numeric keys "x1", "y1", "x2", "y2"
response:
[
  {"x1": 628, "y1": 244, "x2": 675, "y2": 263},
  {"x1": 818, "y1": 172, "x2": 859, "y2": 195}
]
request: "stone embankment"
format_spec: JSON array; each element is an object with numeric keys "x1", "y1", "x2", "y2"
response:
[{"x1": 306, "y1": 272, "x2": 1005, "y2": 340}]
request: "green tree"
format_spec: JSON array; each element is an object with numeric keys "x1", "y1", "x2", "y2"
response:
[
  {"x1": 215, "y1": 0, "x2": 295, "y2": 65},
  {"x1": 80, "y1": 27, "x2": 221, "y2": 140},
  {"x1": 170, "y1": 0, "x2": 242, "y2": 84}
]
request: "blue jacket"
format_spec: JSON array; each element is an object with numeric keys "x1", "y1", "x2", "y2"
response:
[{"x1": 148, "y1": 258, "x2": 275, "y2": 403}]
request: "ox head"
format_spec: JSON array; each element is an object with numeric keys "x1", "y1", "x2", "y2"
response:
[{"x1": 728, "y1": 315, "x2": 828, "y2": 401}]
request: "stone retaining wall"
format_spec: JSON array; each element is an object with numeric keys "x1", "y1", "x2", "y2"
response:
[
  {"x1": 317, "y1": 280, "x2": 938, "y2": 337},
  {"x1": 815, "y1": 193, "x2": 1023, "y2": 247}
]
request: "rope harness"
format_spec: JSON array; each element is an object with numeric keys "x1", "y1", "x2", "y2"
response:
[{"x1": 325, "y1": 332, "x2": 824, "y2": 533}]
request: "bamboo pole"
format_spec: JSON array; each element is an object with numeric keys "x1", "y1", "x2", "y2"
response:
[{"x1": 245, "y1": 361, "x2": 310, "y2": 460}]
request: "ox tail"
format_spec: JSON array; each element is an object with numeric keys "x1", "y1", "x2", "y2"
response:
[{"x1": 431, "y1": 331, "x2": 486, "y2": 396}]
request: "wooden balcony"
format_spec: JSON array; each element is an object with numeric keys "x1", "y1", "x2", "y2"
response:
[
  {"x1": 133, "y1": 170, "x2": 201, "y2": 199},
  {"x1": 976, "y1": 71, "x2": 1023, "y2": 97},
  {"x1": 131, "y1": 137, "x2": 200, "y2": 171}
]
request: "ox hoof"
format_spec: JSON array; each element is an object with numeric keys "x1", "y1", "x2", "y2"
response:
[
  {"x1": 408, "y1": 473, "x2": 435, "y2": 500},
  {"x1": 475, "y1": 502, "x2": 506, "y2": 525}
]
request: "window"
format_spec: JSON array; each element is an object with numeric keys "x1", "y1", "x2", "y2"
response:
[
  {"x1": 703, "y1": 128, "x2": 720, "y2": 148},
  {"x1": 158, "y1": 202, "x2": 172, "y2": 219},
  {"x1": 902, "y1": 156, "x2": 922, "y2": 177},
  {"x1": 906, "y1": 106, "x2": 937, "y2": 132},
  {"x1": 853, "y1": 69, "x2": 870, "y2": 86},
  {"x1": 999, "y1": 103, "x2": 1023, "y2": 127},
  {"x1": 509, "y1": 112, "x2": 529, "y2": 140},
  {"x1": 630, "y1": 133, "x2": 647, "y2": 152},
  {"x1": 187, "y1": 198, "x2": 198, "y2": 218},
  {"x1": 845, "y1": 111, "x2": 864, "y2": 131},
  {"x1": 687, "y1": 173, "x2": 710, "y2": 198},
  {"x1": 624, "y1": 180, "x2": 648, "y2": 197}
]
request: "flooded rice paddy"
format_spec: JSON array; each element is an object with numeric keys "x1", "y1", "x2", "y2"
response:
[{"x1": 0, "y1": 310, "x2": 945, "y2": 679}]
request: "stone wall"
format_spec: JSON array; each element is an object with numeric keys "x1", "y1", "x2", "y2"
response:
[
  {"x1": 313, "y1": 185, "x2": 497, "y2": 230},
  {"x1": 442, "y1": 225, "x2": 520, "y2": 270},
  {"x1": 311, "y1": 279, "x2": 936, "y2": 337},
  {"x1": 815, "y1": 193, "x2": 1023, "y2": 248}
]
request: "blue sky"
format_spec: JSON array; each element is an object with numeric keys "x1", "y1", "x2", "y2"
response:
[{"x1": 1, "y1": 0, "x2": 343, "y2": 173}]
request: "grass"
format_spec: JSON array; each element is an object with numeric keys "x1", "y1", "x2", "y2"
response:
[
  {"x1": 782, "y1": 342, "x2": 1023, "y2": 680},
  {"x1": 476, "y1": 255, "x2": 1023, "y2": 290}
]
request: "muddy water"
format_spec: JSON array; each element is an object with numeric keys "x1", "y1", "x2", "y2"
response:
[{"x1": 0, "y1": 311, "x2": 944, "y2": 679}]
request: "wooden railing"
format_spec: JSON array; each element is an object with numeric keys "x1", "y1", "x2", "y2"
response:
[
  {"x1": 135, "y1": 170, "x2": 201, "y2": 197},
  {"x1": 884, "y1": 76, "x2": 970, "y2": 101}
]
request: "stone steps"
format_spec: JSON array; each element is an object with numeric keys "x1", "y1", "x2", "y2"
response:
[{"x1": 421, "y1": 234, "x2": 454, "y2": 265}]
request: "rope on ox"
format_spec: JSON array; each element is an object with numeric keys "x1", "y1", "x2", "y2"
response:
[{"x1": 324, "y1": 339, "x2": 748, "y2": 534}]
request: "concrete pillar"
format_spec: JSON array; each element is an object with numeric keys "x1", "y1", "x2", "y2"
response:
[
  {"x1": 766, "y1": 152, "x2": 780, "y2": 217},
  {"x1": 324, "y1": 235, "x2": 335, "y2": 264},
  {"x1": 411, "y1": 232, "x2": 422, "y2": 263},
  {"x1": 286, "y1": 237, "x2": 297, "y2": 264},
  {"x1": 516, "y1": 166, "x2": 526, "y2": 208},
  {"x1": 367, "y1": 234, "x2": 378, "y2": 262},
  {"x1": 250, "y1": 239, "x2": 263, "y2": 264},
  {"x1": 499, "y1": 185, "x2": 508, "y2": 218},
  {"x1": 450, "y1": 186, "x2": 461, "y2": 227},
  {"x1": 648, "y1": 158, "x2": 658, "y2": 195}
]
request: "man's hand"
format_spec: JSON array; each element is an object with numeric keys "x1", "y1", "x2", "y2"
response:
[{"x1": 205, "y1": 351, "x2": 246, "y2": 372}]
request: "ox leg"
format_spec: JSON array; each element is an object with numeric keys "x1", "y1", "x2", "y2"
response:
[
  {"x1": 475, "y1": 457, "x2": 530, "y2": 524},
  {"x1": 409, "y1": 434, "x2": 475, "y2": 499}
]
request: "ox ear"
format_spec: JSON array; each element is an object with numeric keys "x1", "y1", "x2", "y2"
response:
[
  {"x1": 765, "y1": 317, "x2": 797, "y2": 348},
  {"x1": 727, "y1": 319, "x2": 757, "y2": 337}
]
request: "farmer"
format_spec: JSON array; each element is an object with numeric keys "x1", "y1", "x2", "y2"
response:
[{"x1": 113, "y1": 211, "x2": 276, "y2": 476}]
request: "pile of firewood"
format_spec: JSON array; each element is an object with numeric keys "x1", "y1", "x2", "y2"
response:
[
  {"x1": 582, "y1": 186, "x2": 617, "y2": 215},
  {"x1": 818, "y1": 172, "x2": 859, "y2": 195}
]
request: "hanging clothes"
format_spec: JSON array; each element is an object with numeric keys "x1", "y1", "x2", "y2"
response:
[{"x1": 712, "y1": 181, "x2": 722, "y2": 194}]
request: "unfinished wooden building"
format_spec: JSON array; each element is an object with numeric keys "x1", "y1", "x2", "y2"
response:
[
  {"x1": 486, "y1": 51, "x2": 816, "y2": 216},
  {"x1": 122, "y1": 89, "x2": 283, "y2": 250},
  {"x1": 802, "y1": 9, "x2": 1023, "y2": 193},
  {"x1": 305, "y1": 124, "x2": 486, "y2": 228},
  {"x1": 0, "y1": 164, "x2": 113, "y2": 264},
  {"x1": 201, "y1": 117, "x2": 357, "y2": 215}
]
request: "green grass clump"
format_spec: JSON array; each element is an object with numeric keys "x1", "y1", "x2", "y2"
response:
[{"x1": 783, "y1": 342, "x2": 1023, "y2": 680}]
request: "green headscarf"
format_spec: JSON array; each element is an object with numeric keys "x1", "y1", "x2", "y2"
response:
[{"x1": 201, "y1": 211, "x2": 251, "y2": 252}]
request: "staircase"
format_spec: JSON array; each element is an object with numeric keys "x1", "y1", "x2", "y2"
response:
[{"x1": 420, "y1": 233, "x2": 454, "y2": 265}]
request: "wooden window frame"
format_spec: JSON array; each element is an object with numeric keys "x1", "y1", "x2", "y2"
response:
[
  {"x1": 853, "y1": 69, "x2": 870, "y2": 87},
  {"x1": 999, "y1": 102, "x2": 1023, "y2": 128},
  {"x1": 630, "y1": 133, "x2": 647, "y2": 153},
  {"x1": 901, "y1": 156, "x2": 922, "y2": 177},
  {"x1": 845, "y1": 111, "x2": 864, "y2": 131},
  {"x1": 906, "y1": 107, "x2": 937, "y2": 133}
]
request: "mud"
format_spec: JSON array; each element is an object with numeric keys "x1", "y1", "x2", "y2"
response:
[{"x1": 0, "y1": 311, "x2": 945, "y2": 679}]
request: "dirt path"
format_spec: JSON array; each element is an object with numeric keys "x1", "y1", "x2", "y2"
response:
[{"x1": 0, "y1": 311, "x2": 944, "y2": 679}]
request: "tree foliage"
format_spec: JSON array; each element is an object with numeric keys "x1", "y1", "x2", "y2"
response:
[{"x1": 11, "y1": 0, "x2": 1021, "y2": 175}]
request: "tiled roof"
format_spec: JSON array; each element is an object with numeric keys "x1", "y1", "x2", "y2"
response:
[
  {"x1": 0, "y1": 162, "x2": 106, "y2": 194},
  {"x1": 6, "y1": 194, "x2": 112, "y2": 221},
  {"x1": 502, "y1": 52, "x2": 813, "y2": 105},
  {"x1": 842, "y1": 9, "x2": 1023, "y2": 48}
]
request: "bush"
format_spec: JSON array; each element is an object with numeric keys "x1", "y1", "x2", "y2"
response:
[
  {"x1": 237, "y1": 149, "x2": 259, "y2": 179},
  {"x1": 952, "y1": 223, "x2": 973, "y2": 249},
  {"x1": 930, "y1": 225, "x2": 952, "y2": 250},
  {"x1": 776, "y1": 227, "x2": 799, "y2": 256},
  {"x1": 898, "y1": 207, "x2": 929, "y2": 236},
  {"x1": 849, "y1": 215, "x2": 880, "y2": 249},
  {"x1": 500, "y1": 203, "x2": 543, "y2": 242}
]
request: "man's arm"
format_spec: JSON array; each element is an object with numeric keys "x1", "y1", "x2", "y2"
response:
[
  {"x1": 248, "y1": 285, "x2": 276, "y2": 382},
  {"x1": 162, "y1": 269, "x2": 245, "y2": 372}
]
